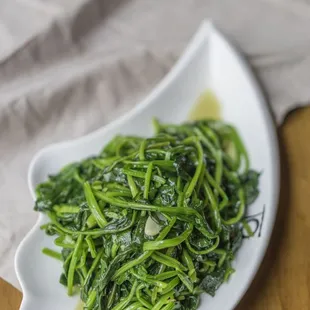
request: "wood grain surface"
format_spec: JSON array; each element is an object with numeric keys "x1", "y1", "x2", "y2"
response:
[{"x1": 1, "y1": 107, "x2": 310, "y2": 310}]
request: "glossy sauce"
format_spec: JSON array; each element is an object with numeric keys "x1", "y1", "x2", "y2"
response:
[
  {"x1": 188, "y1": 90, "x2": 221, "y2": 121},
  {"x1": 75, "y1": 90, "x2": 220, "y2": 310}
]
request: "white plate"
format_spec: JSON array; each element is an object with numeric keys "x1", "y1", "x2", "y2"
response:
[{"x1": 15, "y1": 21, "x2": 280, "y2": 310}]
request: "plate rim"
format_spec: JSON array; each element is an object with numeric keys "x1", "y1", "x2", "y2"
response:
[{"x1": 211, "y1": 25, "x2": 280, "y2": 310}]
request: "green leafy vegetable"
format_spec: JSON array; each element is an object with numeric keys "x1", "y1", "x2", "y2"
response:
[{"x1": 35, "y1": 119, "x2": 260, "y2": 310}]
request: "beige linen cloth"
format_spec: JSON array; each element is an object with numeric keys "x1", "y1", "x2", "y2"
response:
[{"x1": 1, "y1": 0, "x2": 310, "y2": 290}]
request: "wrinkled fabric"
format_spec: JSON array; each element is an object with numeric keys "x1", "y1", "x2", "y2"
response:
[{"x1": 1, "y1": 0, "x2": 310, "y2": 289}]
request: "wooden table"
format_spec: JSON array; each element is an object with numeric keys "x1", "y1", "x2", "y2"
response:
[{"x1": 1, "y1": 107, "x2": 310, "y2": 310}]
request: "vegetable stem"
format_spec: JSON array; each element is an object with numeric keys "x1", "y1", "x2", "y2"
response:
[{"x1": 84, "y1": 182, "x2": 107, "y2": 228}]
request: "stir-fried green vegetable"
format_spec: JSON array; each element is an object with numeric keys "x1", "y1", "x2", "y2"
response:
[{"x1": 35, "y1": 119, "x2": 260, "y2": 310}]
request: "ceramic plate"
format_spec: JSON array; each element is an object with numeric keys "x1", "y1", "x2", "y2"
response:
[{"x1": 15, "y1": 21, "x2": 279, "y2": 310}]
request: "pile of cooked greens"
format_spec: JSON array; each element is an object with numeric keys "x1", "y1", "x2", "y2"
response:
[{"x1": 35, "y1": 119, "x2": 260, "y2": 310}]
